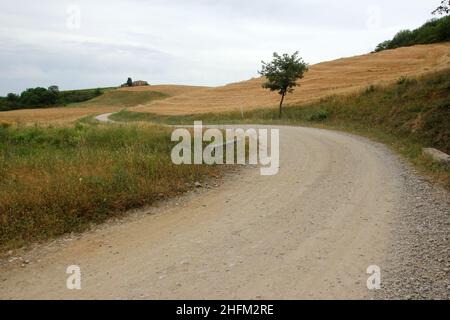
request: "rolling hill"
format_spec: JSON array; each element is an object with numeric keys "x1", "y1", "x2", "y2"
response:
[
  {"x1": 0, "y1": 85, "x2": 206, "y2": 124},
  {"x1": 130, "y1": 43, "x2": 450, "y2": 115},
  {"x1": 1, "y1": 42, "x2": 449, "y2": 124}
]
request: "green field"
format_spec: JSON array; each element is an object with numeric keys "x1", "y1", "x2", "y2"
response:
[{"x1": 73, "y1": 90, "x2": 169, "y2": 108}]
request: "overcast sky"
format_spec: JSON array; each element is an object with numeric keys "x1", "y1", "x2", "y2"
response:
[{"x1": 0, "y1": 0, "x2": 438, "y2": 95}]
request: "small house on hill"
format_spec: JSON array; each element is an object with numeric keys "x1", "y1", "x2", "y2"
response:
[
  {"x1": 120, "y1": 80, "x2": 149, "y2": 87},
  {"x1": 132, "y1": 80, "x2": 149, "y2": 87}
]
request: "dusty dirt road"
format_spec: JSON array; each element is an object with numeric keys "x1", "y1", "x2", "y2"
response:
[
  {"x1": 94, "y1": 112, "x2": 115, "y2": 123},
  {"x1": 0, "y1": 126, "x2": 448, "y2": 299}
]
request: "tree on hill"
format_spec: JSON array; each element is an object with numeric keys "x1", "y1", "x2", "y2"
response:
[
  {"x1": 127, "y1": 77, "x2": 133, "y2": 87},
  {"x1": 20, "y1": 87, "x2": 58, "y2": 108},
  {"x1": 259, "y1": 52, "x2": 308, "y2": 118}
]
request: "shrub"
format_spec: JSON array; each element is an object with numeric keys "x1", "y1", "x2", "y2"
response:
[
  {"x1": 307, "y1": 109, "x2": 329, "y2": 121},
  {"x1": 58, "y1": 88, "x2": 103, "y2": 105}
]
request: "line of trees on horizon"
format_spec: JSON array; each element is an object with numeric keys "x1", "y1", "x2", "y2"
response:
[
  {"x1": 0, "y1": 86, "x2": 103, "y2": 112},
  {"x1": 374, "y1": 15, "x2": 450, "y2": 52}
]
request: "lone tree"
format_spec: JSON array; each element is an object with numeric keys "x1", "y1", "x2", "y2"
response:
[
  {"x1": 126, "y1": 77, "x2": 133, "y2": 87},
  {"x1": 433, "y1": 0, "x2": 450, "y2": 14},
  {"x1": 259, "y1": 52, "x2": 308, "y2": 118}
]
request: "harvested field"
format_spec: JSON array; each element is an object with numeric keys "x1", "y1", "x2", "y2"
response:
[
  {"x1": 0, "y1": 106, "x2": 124, "y2": 126},
  {"x1": 130, "y1": 43, "x2": 450, "y2": 115},
  {"x1": 117, "y1": 84, "x2": 209, "y2": 96}
]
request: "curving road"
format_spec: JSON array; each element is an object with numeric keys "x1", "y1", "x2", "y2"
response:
[{"x1": 0, "y1": 124, "x2": 448, "y2": 299}]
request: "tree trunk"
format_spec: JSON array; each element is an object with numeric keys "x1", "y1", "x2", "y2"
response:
[{"x1": 279, "y1": 92, "x2": 286, "y2": 119}]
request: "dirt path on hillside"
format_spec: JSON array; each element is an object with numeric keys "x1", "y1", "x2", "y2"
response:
[
  {"x1": 0, "y1": 126, "x2": 448, "y2": 299},
  {"x1": 95, "y1": 112, "x2": 115, "y2": 123}
]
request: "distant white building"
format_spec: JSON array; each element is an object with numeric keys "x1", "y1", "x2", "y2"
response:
[
  {"x1": 120, "y1": 80, "x2": 149, "y2": 87},
  {"x1": 132, "y1": 80, "x2": 149, "y2": 87}
]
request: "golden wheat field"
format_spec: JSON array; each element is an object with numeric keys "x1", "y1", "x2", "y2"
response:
[
  {"x1": 0, "y1": 106, "x2": 122, "y2": 125},
  {"x1": 1, "y1": 43, "x2": 449, "y2": 124},
  {"x1": 131, "y1": 43, "x2": 450, "y2": 115},
  {"x1": 117, "y1": 84, "x2": 208, "y2": 96}
]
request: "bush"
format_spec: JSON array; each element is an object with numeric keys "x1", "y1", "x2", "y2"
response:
[
  {"x1": 58, "y1": 88, "x2": 103, "y2": 105},
  {"x1": 307, "y1": 109, "x2": 329, "y2": 121}
]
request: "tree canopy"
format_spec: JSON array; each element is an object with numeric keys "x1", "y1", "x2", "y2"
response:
[
  {"x1": 432, "y1": 0, "x2": 450, "y2": 15},
  {"x1": 375, "y1": 15, "x2": 450, "y2": 52},
  {"x1": 0, "y1": 86, "x2": 104, "y2": 112},
  {"x1": 259, "y1": 52, "x2": 308, "y2": 118}
]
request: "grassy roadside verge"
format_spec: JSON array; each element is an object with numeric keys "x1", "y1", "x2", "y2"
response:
[
  {"x1": 0, "y1": 123, "x2": 224, "y2": 252},
  {"x1": 112, "y1": 69, "x2": 450, "y2": 190}
]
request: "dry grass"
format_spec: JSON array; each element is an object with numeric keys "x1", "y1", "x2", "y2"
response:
[
  {"x1": 130, "y1": 43, "x2": 450, "y2": 115},
  {"x1": 0, "y1": 106, "x2": 124, "y2": 126},
  {"x1": 0, "y1": 123, "x2": 224, "y2": 251},
  {"x1": 117, "y1": 84, "x2": 209, "y2": 96}
]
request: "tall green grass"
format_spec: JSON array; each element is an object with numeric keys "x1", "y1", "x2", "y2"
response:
[{"x1": 0, "y1": 123, "x2": 222, "y2": 251}]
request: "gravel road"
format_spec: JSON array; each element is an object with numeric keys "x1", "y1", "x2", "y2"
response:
[
  {"x1": 0, "y1": 125, "x2": 448, "y2": 299},
  {"x1": 94, "y1": 113, "x2": 115, "y2": 123}
]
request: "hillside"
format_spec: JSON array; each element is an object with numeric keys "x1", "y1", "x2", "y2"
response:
[
  {"x1": 1, "y1": 43, "x2": 449, "y2": 124},
  {"x1": 0, "y1": 85, "x2": 203, "y2": 125},
  {"x1": 115, "y1": 68, "x2": 450, "y2": 190},
  {"x1": 130, "y1": 43, "x2": 450, "y2": 115},
  {"x1": 117, "y1": 84, "x2": 209, "y2": 96}
]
